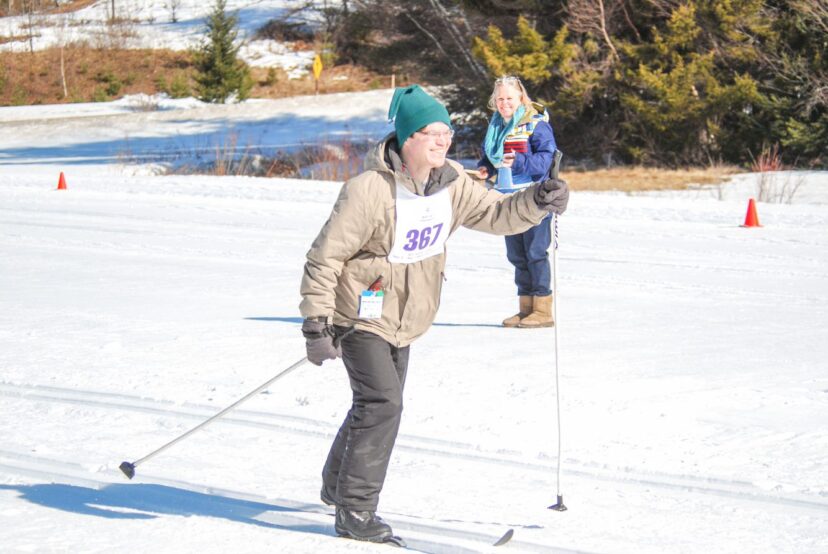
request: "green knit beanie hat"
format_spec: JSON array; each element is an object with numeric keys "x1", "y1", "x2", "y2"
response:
[{"x1": 387, "y1": 85, "x2": 452, "y2": 148}]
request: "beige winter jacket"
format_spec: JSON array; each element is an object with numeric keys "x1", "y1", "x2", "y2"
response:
[{"x1": 299, "y1": 133, "x2": 550, "y2": 347}]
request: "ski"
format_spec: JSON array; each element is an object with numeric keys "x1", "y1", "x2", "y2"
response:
[
  {"x1": 339, "y1": 529, "x2": 515, "y2": 549},
  {"x1": 384, "y1": 535, "x2": 407, "y2": 547},
  {"x1": 327, "y1": 502, "x2": 514, "y2": 549},
  {"x1": 338, "y1": 528, "x2": 513, "y2": 549},
  {"x1": 336, "y1": 534, "x2": 408, "y2": 548}
]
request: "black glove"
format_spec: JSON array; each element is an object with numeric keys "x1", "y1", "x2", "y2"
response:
[
  {"x1": 302, "y1": 318, "x2": 342, "y2": 366},
  {"x1": 534, "y1": 177, "x2": 569, "y2": 215}
]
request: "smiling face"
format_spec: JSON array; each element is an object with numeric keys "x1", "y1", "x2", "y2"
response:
[
  {"x1": 400, "y1": 122, "x2": 452, "y2": 180},
  {"x1": 494, "y1": 83, "x2": 522, "y2": 121}
]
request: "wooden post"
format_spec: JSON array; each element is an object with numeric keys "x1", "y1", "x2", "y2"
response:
[{"x1": 60, "y1": 45, "x2": 68, "y2": 98}]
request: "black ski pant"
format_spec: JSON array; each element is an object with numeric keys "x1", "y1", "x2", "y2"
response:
[{"x1": 322, "y1": 328, "x2": 410, "y2": 512}]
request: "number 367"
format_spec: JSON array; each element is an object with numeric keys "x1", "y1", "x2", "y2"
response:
[{"x1": 403, "y1": 223, "x2": 443, "y2": 251}]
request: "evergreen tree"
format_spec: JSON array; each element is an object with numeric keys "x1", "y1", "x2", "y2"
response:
[
  {"x1": 756, "y1": 0, "x2": 828, "y2": 166},
  {"x1": 194, "y1": 0, "x2": 252, "y2": 103},
  {"x1": 618, "y1": 1, "x2": 767, "y2": 165}
]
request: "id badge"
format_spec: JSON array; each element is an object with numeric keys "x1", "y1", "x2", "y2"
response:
[{"x1": 359, "y1": 290, "x2": 384, "y2": 319}]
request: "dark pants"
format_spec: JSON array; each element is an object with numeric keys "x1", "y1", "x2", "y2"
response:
[
  {"x1": 505, "y1": 214, "x2": 552, "y2": 296},
  {"x1": 322, "y1": 329, "x2": 410, "y2": 511}
]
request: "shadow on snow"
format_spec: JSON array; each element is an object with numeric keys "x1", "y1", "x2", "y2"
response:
[{"x1": 0, "y1": 482, "x2": 330, "y2": 535}]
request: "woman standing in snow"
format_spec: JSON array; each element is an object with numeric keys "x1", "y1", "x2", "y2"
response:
[
  {"x1": 299, "y1": 85, "x2": 568, "y2": 544},
  {"x1": 477, "y1": 76, "x2": 558, "y2": 328}
]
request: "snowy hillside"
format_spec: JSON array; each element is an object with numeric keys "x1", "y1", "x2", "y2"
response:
[
  {"x1": 1, "y1": 87, "x2": 827, "y2": 553},
  {"x1": 0, "y1": 0, "x2": 316, "y2": 74}
]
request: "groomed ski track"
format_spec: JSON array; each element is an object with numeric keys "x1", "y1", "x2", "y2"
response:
[{"x1": 2, "y1": 381, "x2": 825, "y2": 516}]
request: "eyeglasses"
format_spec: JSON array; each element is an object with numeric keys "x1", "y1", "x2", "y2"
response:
[
  {"x1": 417, "y1": 129, "x2": 455, "y2": 140},
  {"x1": 495, "y1": 75, "x2": 521, "y2": 85}
]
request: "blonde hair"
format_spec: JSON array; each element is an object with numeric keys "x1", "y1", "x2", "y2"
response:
[{"x1": 487, "y1": 76, "x2": 533, "y2": 112}]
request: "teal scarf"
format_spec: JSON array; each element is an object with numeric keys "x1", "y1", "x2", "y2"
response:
[{"x1": 483, "y1": 105, "x2": 525, "y2": 167}]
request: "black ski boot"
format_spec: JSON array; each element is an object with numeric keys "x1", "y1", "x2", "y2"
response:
[{"x1": 335, "y1": 507, "x2": 393, "y2": 543}]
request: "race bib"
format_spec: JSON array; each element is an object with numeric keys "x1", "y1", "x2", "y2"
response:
[{"x1": 387, "y1": 182, "x2": 452, "y2": 264}]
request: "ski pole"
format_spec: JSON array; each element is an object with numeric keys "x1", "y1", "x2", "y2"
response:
[
  {"x1": 548, "y1": 151, "x2": 567, "y2": 512},
  {"x1": 119, "y1": 355, "x2": 310, "y2": 479},
  {"x1": 119, "y1": 327, "x2": 356, "y2": 479}
]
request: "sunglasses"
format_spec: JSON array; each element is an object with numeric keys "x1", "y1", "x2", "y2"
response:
[{"x1": 495, "y1": 75, "x2": 521, "y2": 85}]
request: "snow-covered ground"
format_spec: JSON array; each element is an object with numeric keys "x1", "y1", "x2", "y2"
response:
[
  {"x1": 2, "y1": 91, "x2": 828, "y2": 553},
  {"x1": 1, "y1": 0, "x2": 316, "y2": 74}
]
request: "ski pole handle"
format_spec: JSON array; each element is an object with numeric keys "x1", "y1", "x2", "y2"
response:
[{"x1": 551, "y1": 150, "x2": 563, "y2": 180}]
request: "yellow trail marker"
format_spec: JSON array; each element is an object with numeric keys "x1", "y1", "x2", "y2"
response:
[{"x1": 313, "y1": 54, "x2": 323, "y2": 80}]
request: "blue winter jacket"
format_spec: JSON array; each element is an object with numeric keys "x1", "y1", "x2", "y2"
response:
[{"x1": 478, "y1": 103, "x2": 557, "y2": 194}]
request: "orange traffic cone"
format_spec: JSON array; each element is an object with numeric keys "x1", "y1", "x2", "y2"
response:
[
  {"x1": 741, "y1": 198, "x2": 761, "y2": 227},
  {"x1": 57, "y1": 172, "x2": 67, "y2": 190}
]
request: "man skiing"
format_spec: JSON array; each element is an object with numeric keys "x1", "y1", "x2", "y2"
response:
[{"x1": 299, "y1": 84, "x2": 568, "y2": 544}]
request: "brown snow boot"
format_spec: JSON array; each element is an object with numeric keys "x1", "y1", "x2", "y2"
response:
[
  {"x1": 502, "y1": 295, "x2": 533, "y2": 327},
  {"x1": 518, "y1": 295, "x2": 554, "y2": 328}
]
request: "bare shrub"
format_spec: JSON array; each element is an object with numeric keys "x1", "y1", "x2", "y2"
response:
[
  {"x1": 751, "y1": 144, "x2": 804, "y2": 204},
  {"x1": 210, "y1": 133, "x2": 254, "y2": 177},
  {"x1": 166, "y1": 0, "x2": 181, "y2": 23},
  {"x1": 88, "y1": 1, "x2": 140, "y2": 50},
  {"x1": 294, "y1": 139, "x2": 368, "y2": 181},
  {"x1": 147, "y1": 134, "x2": 370, "y2": 181},
  {"x1": 126, "y1": 93, "x2": 161, "y2": 112},
  {"x1": 254, "y1": 18, "x2": 314, "y2": 42},
  {"x1": 151, "y1": 132, "x2": 298, "y2": 178}
]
